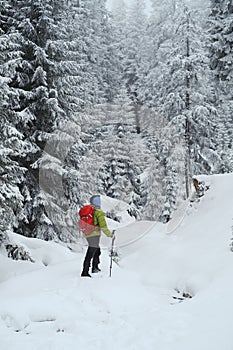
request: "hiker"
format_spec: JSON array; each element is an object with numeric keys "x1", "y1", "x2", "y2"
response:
[{"x1": 80, "y1": 195, "x2": 113, "y2": 277}]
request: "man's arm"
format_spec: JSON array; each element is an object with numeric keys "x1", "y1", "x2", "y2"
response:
[{"x1": 95, "y1": 209, "x2": 112, "y2": 237}]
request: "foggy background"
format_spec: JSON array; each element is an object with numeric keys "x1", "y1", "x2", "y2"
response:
[{"x1": 106, "y1": 0, "x2": 210, "y2": 13}]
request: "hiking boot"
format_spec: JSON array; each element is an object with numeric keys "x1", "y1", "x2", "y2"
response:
[
  {"x1": 92, "y1": 267, "x2": 101, "y2": 273},
  {"x1": 81, "y1": 271, "x2": 91, "y2": 277}
]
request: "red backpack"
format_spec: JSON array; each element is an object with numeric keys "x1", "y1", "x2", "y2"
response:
[{"x1": 78, "y1": 205, "x2": 96, "y2": 235}]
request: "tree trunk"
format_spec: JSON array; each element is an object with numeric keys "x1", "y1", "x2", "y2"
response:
[{"x1": 184, "y1": 9, "x2": 192, "y2": 199}]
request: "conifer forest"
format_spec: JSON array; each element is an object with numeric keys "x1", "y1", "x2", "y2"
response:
[{"x1": 0, "y1": 0, "x2": 233, "y2": 247}]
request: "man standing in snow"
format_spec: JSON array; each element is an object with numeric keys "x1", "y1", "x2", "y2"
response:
[{"x1": 81, "y1": 195, "x2": 113, "y2": 277}]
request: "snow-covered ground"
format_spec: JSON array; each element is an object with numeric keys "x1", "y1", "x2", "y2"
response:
[{"x1": 1, "y1": 173, "x2": 233, "y2": 350}]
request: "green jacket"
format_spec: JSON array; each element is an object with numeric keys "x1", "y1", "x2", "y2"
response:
[{"x1": 87, "y1": 209, "x2": 112, "y2": 238}]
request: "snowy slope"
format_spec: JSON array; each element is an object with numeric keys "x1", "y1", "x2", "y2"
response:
[{"x1": 0, "y1": 174, "x2": 233, "y2": 350}]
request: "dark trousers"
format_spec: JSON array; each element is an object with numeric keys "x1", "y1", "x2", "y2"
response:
[{"x1": 82, "y1": 236, "x2": 101, "y2": 274}]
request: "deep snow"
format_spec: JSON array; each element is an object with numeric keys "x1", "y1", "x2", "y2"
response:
[{"x1": 0, "y1": 173, "x2": 233, "y2": 350}]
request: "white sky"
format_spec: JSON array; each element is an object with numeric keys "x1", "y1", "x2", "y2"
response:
[
  {"x1": 106, "y1": 0, "x2": 209, "y2": 13},
  {"x1": 106, "y1": 0, "x2": 152, "y2": 13}
]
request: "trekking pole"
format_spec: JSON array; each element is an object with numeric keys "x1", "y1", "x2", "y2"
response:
[{"x1": 109, "y1": 230, "x2": 116, "y2": 278}]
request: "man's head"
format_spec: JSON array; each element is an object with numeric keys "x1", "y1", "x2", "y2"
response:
[{"x1": 90, "y1": 195, "x2": 101, "y2": 208}]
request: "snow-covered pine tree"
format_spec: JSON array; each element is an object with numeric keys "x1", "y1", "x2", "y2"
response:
[
  {"x1": 139, "y1": 0, "x2": 176, "y2": 107},
  {"x1": 142, "y1": 156, "x2": 165, "y2": 221},
  {"x1": 208, "y1": 0, "x2": 233, "y2": 172},
  {"x1": 136, "y1": 1, "x2": 218, "y2": 220},
  {"x1": 160, "y1": 122, "x2": 187, "y2": 221},
  {"x1": 97, "y1": 136, "x2": 144, "y2": 218},
  {"x1": 147, "y1": 3, "x2": 217, "y2": 189},
  {"x1": 96, "y1": 91, "x2": 136, "y2": 199},
  {"x1": 51, "y1": 0, "x2": 120, "y2": 209},
  {"x1": 49, "y1": 0, "x2": 99, "y2": 114},
  {"x1": 91, "y1": 0, "x2": 120, "y2": 103},
  {"x1": 209, "y1": 0, "x2": 233, "y2": 84},
  {"x1": 54, "y1": 0, "x2": 118, "y2": 111},
  {"x1": 4, "y1": 0, "x2": 72, "y2": 241},
  {"x1": 33, "y1": 0, "x2": 123, "y2": 234},
  {"x1": 123, "y1": 0, "x2": 148, "y2": 104},
  {"x1": 111, "y1": 0, "x2": 128, "y2": 90},
  {"x1": 93, "y1": 89, "x2": 147, "y2": 217},
  {"x1": 136, "y1": 2, "x2": 185, "y2": 213},
  {"x1": 0, "y1": 4, "x2": 25, "y2": 245},
  {"x1": 62, "y1": 0, "x2": 142, "y2": 212},
  {"x1": 141, "y1": 109, "x2": 186, "y2": 221}
]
